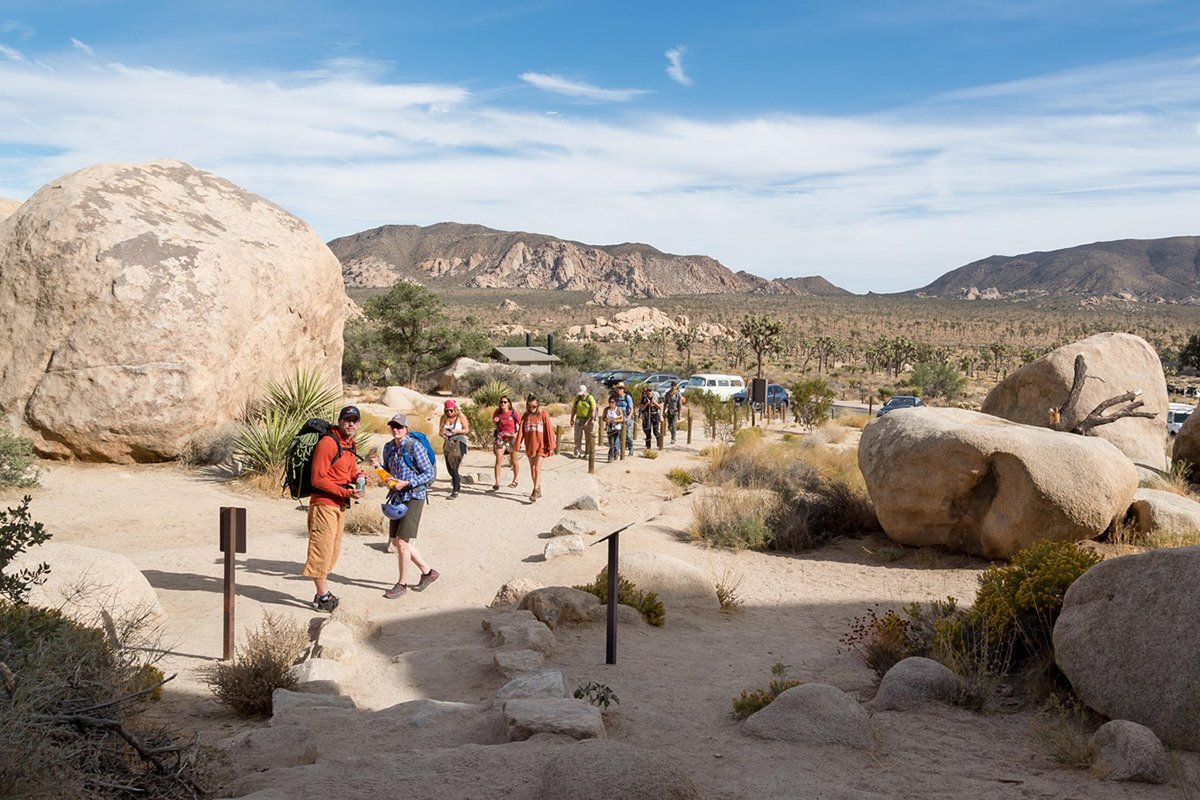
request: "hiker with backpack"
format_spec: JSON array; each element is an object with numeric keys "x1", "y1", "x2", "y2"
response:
[
  {"x1": 300, "y1": 405, "x2": 365, "y2": 612},
  {"x1": 613, "y1": 382, "x2": 634, "y2": 455},
  {"x1": 438, "y1": 399, "x2": 470, "y2": 499},
  {"x1": 603, "y1": 393, "x2": 625, "y2": 462},
  {"x1": 369, "y1": 414, "x2": 440, "y2": 600},
  {"x1": 663, "y1": 381, "x2": 685, "y2": 445},
  {"x1": 640, "y1": 386, "x2": 663, "y2": 450},
  {"x1": 491, "y1": 395, "x2": 520, "y2": 491},
  {"x1": 570, "y1": 383, "x2": 596, "y2": 459},
  {"x1": 515, "y1": 393, "x2": 556, "y2": 502}
]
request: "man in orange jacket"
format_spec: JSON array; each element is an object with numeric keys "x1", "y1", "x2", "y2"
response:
[{"x1": 304, "y1": 405, "x2": 364, "y2": 612}]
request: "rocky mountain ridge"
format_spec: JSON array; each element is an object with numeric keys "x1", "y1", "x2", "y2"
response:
[
  {"x1": 912, "y1": 236, "x2": 1200, "y2": 303},
  {"x1": 329, "y1": 222, "x2": 850, "y2": 298}
]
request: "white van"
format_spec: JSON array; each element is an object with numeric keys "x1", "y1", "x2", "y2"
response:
[
  {"x1": 686, "y1": 373, "x2": 746, "y2": 401},
  {"x1": 1168, "y1": 402, "x2": 1195, "y2": 436}
]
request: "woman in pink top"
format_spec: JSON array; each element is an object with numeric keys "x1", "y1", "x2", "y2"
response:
[
  {"x1": 491, "y1": 396, "x2": 521, "y2": 491},
  {"x1": 515, "y1": 393, "x2": 556, "y2": 502}
]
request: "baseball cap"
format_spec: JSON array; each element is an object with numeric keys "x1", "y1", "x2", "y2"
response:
[
  {"x1": 444, "y1": 399, "x2": 457, "y2": 410},
  {"x1": 578, "y1": 384, "x2": 588, "y2": 395},
  {"x1": 388, "y1": 413, "x2": 409, "y2": 428},
  {"x1": 338, "y1": 405, "x2": 361, "y2": 421}
]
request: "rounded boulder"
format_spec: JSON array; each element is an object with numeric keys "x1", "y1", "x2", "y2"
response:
[{"x1": 0, "y1": 160, "x2": 345, "y2": 462}]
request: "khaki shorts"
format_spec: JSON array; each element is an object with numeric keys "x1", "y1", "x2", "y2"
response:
[
  {"x1": 303, "y1": 503, "x2": 346, "y2": 579},
  {"x1": 389, "y1": 497, "x2": 425, "y2": 541}
]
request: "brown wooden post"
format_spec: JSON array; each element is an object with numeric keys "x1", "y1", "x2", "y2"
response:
[
  {"x1": 658, "y1": 407, "x2": 665, "y2": 450},
  {"x1": 218, "y1": 507, "x2": 247, "y2": 661},
  {"x1": 587, "y1": 421, "x2": 595, "y2": 473},
  {"x1": 868, "y1": 395, "x2": 874, "y2": 416},
  {"x1": 686, "y1": 410, "x2": 693, "y2": 444},
  {"x1": 555, "y1": 425, "x2": 566, "y2": 454}
]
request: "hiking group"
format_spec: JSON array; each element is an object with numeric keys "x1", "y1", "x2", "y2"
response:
[{"x1": 288, "y1": 381, "x2": 686, "y2": 611}]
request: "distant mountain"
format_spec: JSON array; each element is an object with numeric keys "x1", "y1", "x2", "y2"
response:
[
  {"x1": 913, "y1": 237, "x2": 1200, "y2": 302},
  {"x1": 328, "y1": 222, "x2": 850, "y2": 298}
]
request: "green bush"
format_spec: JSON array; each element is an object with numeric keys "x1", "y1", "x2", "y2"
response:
[
  {"x1": 790, "y1": 378, "x2": 835, "y2": 427},
  {"x1": 460, "y1": 401, "x2": 498, "y2": 448},
  {"x1": 911, "y1": 361, "x2": 967, "y2": 400},
  {"x1": 731, "y1": 663, "x2": 803, "y2": 719},
  {"x1": 667, "y1": 467, "x2": 693, "y2": 487},
  {"x1": 575, "y1": 574, "x2": 665, "y2": 627},
  {"x1": 0, "y1": 496, "x2": 51, "y2": 604},
  {"x1": 840, "y1": 599, "x2": 959, "y2": 679},
  {"x1": 203, "y1": 612, "x2": 308, "y2": 718},
  {"x1": 0, "y1": 433, "x2": 39, "y2": 489}
]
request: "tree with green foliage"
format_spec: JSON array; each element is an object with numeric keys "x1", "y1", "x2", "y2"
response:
[
  {"x1": 739, "y1": 313, "x2": 784, "y2": 378},
  {"x1": 674, "y1": 327, "x2": 699, "y2": 373},
  {"x1": 790, "y1": 378, "x2": 836, "y2": 427},
  {"x1": 911, "y1": 361, "x2": 968, "y2": 400},
  {"x1": 1180, "y1": 334, "x2": 1200, "y2": 370},
  {"x1": 365, "y1": 282, "x2": 488, "y2": 384},
  {"x1": 0, "y1": 496, "x2": 51, "y2": 604}
]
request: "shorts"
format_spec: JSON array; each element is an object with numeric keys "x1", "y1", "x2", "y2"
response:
[
  {"x1": 303, "y1": 503, "x2": 346, "y2": 578},
  {"x1": 389, "y1": 497, "x2": 425, "y2": 540},
  {"x1": 495, "y1": 435, "x2": 516, "y2": 454}
]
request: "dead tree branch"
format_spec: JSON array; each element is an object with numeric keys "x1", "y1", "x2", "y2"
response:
[{"x1": 1053, "y1": 354, "x2": 1159, "y2": 435}]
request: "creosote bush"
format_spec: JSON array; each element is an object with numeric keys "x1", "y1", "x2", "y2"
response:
[
  {"x1": 0, "y1": 433, "x2": 39, "y2": 489},
  {"x1": 204, "y1": 612, "x2": 308, "y2": 717},
  {"x1": 731, "y1": 662, "x2": 803, "y2": 719},
  {"x1": 574, "y1": 574, "x2": 665, "y2": 627}
]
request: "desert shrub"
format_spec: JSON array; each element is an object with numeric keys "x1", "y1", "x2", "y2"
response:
[
  {"x1": 840, "y1": 599, "x2": 960, "y2": 679},
  {"x1": 713, "y1": 565, "x2": 744, "y2": 612},
  {"x1": 460, "y1": 402, "x2": 498, "y2": 448},
  {"x1": 574, "y1": 574, "x2": 665, "y2": 627},
  {"x1": 0, "y1": 496, "x2": 51, "y2": 604},
  {"x1": 344, "y1": 502, "x2": 384, "y2": 536},
  {"x1": 817, "y1": 420, "x2": 849, "y2": 444},
  {"x1": 528, "y1": 369, "x2": 599, "y2": 404},
  {"x1": 691, "y1": 487, "x2": 778, "y2": 549},
  {"x1": 1029, "y1": 694, "x2": 1100, "y2": 768},
  {"x1": 1143, "y1": 528, "x2": 1200, "y2": 549},
  {"x1": 0, "y1": 602, "x2": 210, "y2": 799},
  {"x1": 458, "y1": 365, "x2": 528, "y2": 398},
  {"x1": 685, "y1": 389, "x2": 733, "y2": 441},
  {"x1": 911, "y1": 360, "x2": 967, "y2": 400},
  {"x1": 838, "y1": 412, "x2": 871, "y2": 429},
  {"x1": 731, "y1": 663, "x2": 803, "y2": 719},
  {"x1": 640, "y1": 449, "x2": 659, "y2": 459},
  {"x1": 667, "y1": 467, "x2": 693, "y2": 487},
  {"x1": 180, "y1": 423, "x2": 238, "y2": 467},
  {"x1": 204, "y1": 613, "x2": 308, "y2": 718},
  {"x1": 573, "y1": 681, "x2": 620, "y2": 709},
  {"x1": 0, "y1": 433, "x2": 39, "y2": 489},
  {"x1": 472, "y1": 378, "x2": 513, "y2": 406},
  {"x1": 790, "y1": 378, "x2": 835, "y2": 427}
]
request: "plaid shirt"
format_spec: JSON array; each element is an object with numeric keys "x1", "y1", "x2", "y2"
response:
[{"x1": 383, "y1": 435, "x2": 434, "y2": 501}]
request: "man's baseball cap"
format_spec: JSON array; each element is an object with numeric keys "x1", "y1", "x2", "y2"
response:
[
  {"x1": 578, "y1": 384, "x2": 588, "y2": 395},
  {"x1": 338, "y1": 405, "x2": 361, "y2": 421},
  {"x1": 388, "y1": 413, "x2": 409, "y2": 428}
]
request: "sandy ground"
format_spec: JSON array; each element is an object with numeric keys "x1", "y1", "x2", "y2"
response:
[{"x1": 8, "y1": 418, "x2": 1194, "y2": 800}]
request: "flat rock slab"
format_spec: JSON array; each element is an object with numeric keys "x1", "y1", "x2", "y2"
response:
[
  {"x1": 315, "y1": 619, "x2": 358, "y2": 664},
  {"x1": 494, "y1": 648, "x2": 545, "y2": 679},
  {"x1": 518, "y1": 586, "x2": 601, "y2": 629},
  {"x1": 544, "y1": 535, "x2": 586, "y2": 559},
  {"x1": 485, "y1": 611, "x2": 556, "y2": 654},
  {"x1": 505, "y1": 698, "x2": 606, "y2": 741},
  {"x1": 289, "y1": 657, "x2": 352, "y2": 696},
  {"x1": 537, "y1": 740, "x2": 700, "y2": 800},
  {"x1": 495, "y1": 669, "x2": 567, "y2": 702},
  {"x1": 551, "y1": 516, "x2": 597, "y2": 537},
  {"x1": 270, "y1": 688, "x2": 356, "y2": 720}
]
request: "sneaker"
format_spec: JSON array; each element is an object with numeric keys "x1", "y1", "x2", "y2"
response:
[
  {"x1": 383, "y1": 582, "x2": 408, "y2": 599},
  {"x1": 315, "y1": 592, "x2": 340, "y2": 612},
  {"x1": 449, "y1": 491, "x2": 459, "y2": 499},
  {"x1": 414, "y1": 569, "x2": 440, "y2": 591}
]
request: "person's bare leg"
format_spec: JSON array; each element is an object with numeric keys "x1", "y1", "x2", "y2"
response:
[
  {"x1": 509, "y1": 450, "x2": 520, "y2": 486},
  {"x1": 395, "y1": 538, "x2": 429, "y2": 586},
  {"x1": 313, "y1": 577, "x2": 328, "y2": 596},
  {"x1": 529, "y1": 455, "x2": 542, "y2": 495},
  {"x1": 493, "y1": 446, "x2": 503, "y2": 487}
]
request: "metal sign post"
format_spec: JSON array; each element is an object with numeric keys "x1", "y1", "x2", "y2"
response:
[
  {"x1": 218, "y1": 507, "x2": 247, "y2": 661},
  {"x1": 592, "y1": 522, "x2": 636, "y2": 665}
]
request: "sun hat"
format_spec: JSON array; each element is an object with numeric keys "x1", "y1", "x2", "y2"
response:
[
  {"x1": 388, "y1": 413, "x2": 409, "y2": 428},
  {"x1": 578, "y1": 384, "x2": 588, "y2": 395},
  {"x1": 444, "y1": 399, "x2": 457, "y2": 410},
  {"x1": 615, "y1": 382, "x2": 626, "y2": 389},
  {"x1": 338, "y1": 405, "x2": 361, "y2": 421}
]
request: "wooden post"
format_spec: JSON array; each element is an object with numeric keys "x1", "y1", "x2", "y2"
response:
[
  {"x1": 687, "y1": 410, "x2": 693, "y2": 444},
  {"x1": 868, "y1": 395, "x2": 874, "y2": 416},
  {"x1": 658, "y1": 409, "x2": 665, "y2": 450},
  {"x1": 218, "y1": 507, "x2": 247, "y2": 661},
  {"x1": 555, "y1": 425, "x2": 566, "y2": 454},
  {"x1": 587, "y1": 422, "x2": 595, "y2": 474}
]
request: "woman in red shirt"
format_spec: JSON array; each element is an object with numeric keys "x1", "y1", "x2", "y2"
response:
[
  {"x1": 491, "y1": 395, "x2": 521, "y2": 491},
  {"x1": 515, "y1": 393, "x2": 555, "y2": 502}
]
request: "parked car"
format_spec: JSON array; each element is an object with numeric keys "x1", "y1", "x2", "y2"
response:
[
  {"x1": 602, "y1": 369, "x2": 646, "y2": 388},
  {"x1": 731, "y1": 382, "x2": 790, "y2": 412},
  {"x1": 642, "y1": 372, "x2": 683, "y2": 394},
  {"x1": 876, "y1": 395, "x2": 925, "y2": 417},
  {"x1": 1168, "y1": 402, "x2": 1195, "y2": 436},
  {"x1": 685, "y1": 373, "x2": 747, "y2": 401}
]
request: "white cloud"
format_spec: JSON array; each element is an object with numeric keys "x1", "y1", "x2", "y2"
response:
[
  {"x1": 0, "y1": 55, "x2": 1198, "y2": 293},
  {"x1": 665, "y1": 46, "x2": 692, "y2": 87},
  {"x1": 519, "y1": 72, "x2": 648, "y2": 102},
  {"x1": 69, "y1": 37, "x2": 93, "y2": 56},
  {"x1": 0, "y1": 44, "x2": 25, "y2": 62}
]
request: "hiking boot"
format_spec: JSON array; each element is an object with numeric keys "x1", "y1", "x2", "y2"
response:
[
  {"x1": 315, "y1": 592, "x2": 340, "y2": 612},
  {"x1": 383, "y1": 582, "x2": 408, "y2": 599},
  {"x1": 414, "y1": 569, "x2": 440, "y2": 591},
  {"x1": 449, "y1": 491, "x2": 459, "y2": 499}
]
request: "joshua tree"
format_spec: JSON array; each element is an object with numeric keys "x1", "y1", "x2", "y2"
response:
[{"x1": 739, "y1": 313, "x2": 784, "y2": 379}]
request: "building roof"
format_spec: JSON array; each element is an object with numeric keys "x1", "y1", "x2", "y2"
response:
[{"x1": 492, "y1": 346, "x2": 562, "y2": 364}]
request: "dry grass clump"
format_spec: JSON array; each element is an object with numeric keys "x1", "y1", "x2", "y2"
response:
[
  {"x1": 667, "y1": 467, "x2": 693, "y2": 487},
  {"x1": 712, "y1": 564, "x2": 745, "y2": 612},
  {"x1": 1143, "y1": 528, "x2": 1200, "y2": 549},
  {"x1": 344, "y1": 502, "x2": 385, "y2": 536},
  {"x1": 203, "y1": 613, "x2": 308, "y2": 718},
  {"x1": 817, "y1": 420, "x2": 850, "y2": 444},
  {"x1": 1140, "y1": 461, "x2": 1197, "y2": 498},
  {"x1": 838, "y1": 412, "x2": 872, "y2": 429},
  {"x1": 1029, "y1": 694, "x2": 1100, "y2": 768},
  {"x1": 695, "y1": 432, "x2": 878, "y2": 551}
]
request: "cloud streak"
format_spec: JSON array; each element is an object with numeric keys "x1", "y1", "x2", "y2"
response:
[
  {"x1": 0, "y1": 55, "x2": 1197, "y2": 292},
  {"x1": 519, "y1": 71, "x2": 648, "y2": 102},
  {"x1": 665, "y1": 46, "x2": 692, "y2": 86},
  {"x1": 69, "y1": 37, "x2": 93, "y2": 56}
]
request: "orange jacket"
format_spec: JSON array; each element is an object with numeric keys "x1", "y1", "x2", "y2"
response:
[
  {"x1": 516, "y1": 410, "x2": 555, "y2": 457},
  {"x1": 310, "y1": 428, "x2": 358, "y2": 507}
]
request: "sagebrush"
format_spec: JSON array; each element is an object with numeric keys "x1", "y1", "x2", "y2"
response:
[{"x1": 204, "y1": 613, "x2": 308, "y2": 717}]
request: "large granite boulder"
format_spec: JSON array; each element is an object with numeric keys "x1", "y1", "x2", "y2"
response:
[
  {"x1": 0, "y1": 197, "x2": 20, "y2": 222},
  {"x1": 981, "y1": 332, "x2": 1168, "y2": 472},
  {"x1": 0, "y1": 160, "x2": 345, "y2": 462},
  {"x1": 1173, "y1": 406, "x2": 1200, "y2": 477},
  {"x1": 1054, "y1": 546, "x2": 1200, "y2": 750},
  {"x1": 859, "y1": 408, "x2": 1137, "y2": 558},
  {"x1": 872, "y1": 657, "x2": 962, "y2": 711},
  {"x1": 1128, "y1": 488, "x2": 1200, "y2": 536}
]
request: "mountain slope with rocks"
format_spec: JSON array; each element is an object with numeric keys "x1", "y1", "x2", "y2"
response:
[
  {"x1": 913, "y1": 237, "x2": 1200, "y2": 302},
  {"x1": 329, "y1": 222, "x2": 850, "y2": 298}
]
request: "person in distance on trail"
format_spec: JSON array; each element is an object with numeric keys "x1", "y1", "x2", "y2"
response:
[
  {"x1": 603, "y1": 393, "x2": 625, "y2": 462},
  {"x1": 613, "y1": 382, "x2": 634, "y2": 455},
  {"x1": 515, "y1": 393, "x2": 556, "y2": 502},
  {"x1": 663, "y1": 381, "x2": 685, "y2": 445},
  {"x1": 303, "y1": 405, "x2": 365, "y2": 612},
  {"x1": 438, "y1": 399, "x2": 470, "y2": 499},
  {"x1": 370, "y1": 414, "x2": 439, "y2": 599},
  {"x1": 491, "y1": 395, "x2": 521, "y2": 491},
  {"x1": 640, "y1": 385, "x2": 663, "y2": 450},
  {"x1": 570, "y1": 383, "x2": 597, "y2": 459}
]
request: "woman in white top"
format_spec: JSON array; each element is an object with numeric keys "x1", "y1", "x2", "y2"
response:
[{"x1": 438, "y1": 399, "x2": 470, "y2": 499}]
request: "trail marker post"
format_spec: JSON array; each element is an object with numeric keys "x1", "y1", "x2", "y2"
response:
[
  {"x1": 218, "y1": 507, "x2": 247, "y2": 661},
  {"x1": 591, "y1": 521, "x2": 636, "y2": 665}
]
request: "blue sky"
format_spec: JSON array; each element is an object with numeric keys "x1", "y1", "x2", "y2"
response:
[{"x1": 2, "y1": 1, "x2": 1199, "y2": 292}]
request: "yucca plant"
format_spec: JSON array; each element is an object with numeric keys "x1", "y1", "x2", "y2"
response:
[
  {"x1": 234, "y1": 407, "x2": 305, "y2": 475},
  {"x1": 472, "y1": 379, "x2": 513, "y2": 407},
  {"x1": 263, "y1": 368, "x2": 341, "y2": 420}
]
